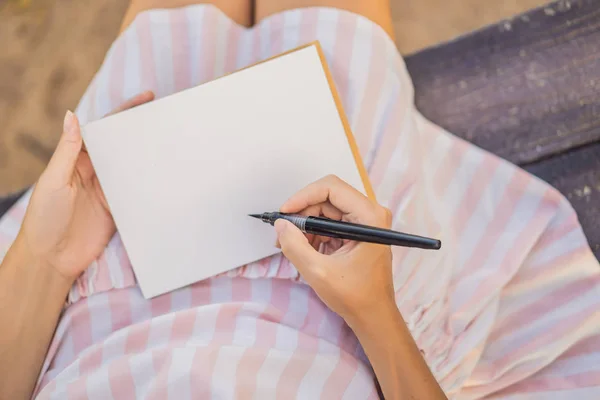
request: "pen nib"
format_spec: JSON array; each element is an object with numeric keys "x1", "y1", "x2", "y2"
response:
[{"x1": 248, "y1": 214, "x2": 262, "y2": 220}]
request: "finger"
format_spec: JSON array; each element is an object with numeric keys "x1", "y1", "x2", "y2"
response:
[
  {"x1": 299, "y1": 202, "x2": 343, "y2": 221},
  {"x1": 107, "y1": 90, "x2": 155, "y2": 116},
  {"x1": 277, "y1": 233, "x2": 322, "y2": 249},
  {"x1": 45, "y1": 111, "x2": 82, "y2": 186},
  {"x1": 275, "y1": 219, "x2": 322, "y2": 274},
  {"x1": 74, "y1": 150, "x2": 93, "y2": 181},
  {"x1": 324, "y1": 238, "x2": 344, "y2": 253},
  {"x1": 298, "y1": 205, "x2": 337, "y2": 245},
  {"x1": 281, "y1": 175, "x2": 376, "y2": 222},
  {"x1": 309, "y1": 234, "x2": 322, "y2": 251}
]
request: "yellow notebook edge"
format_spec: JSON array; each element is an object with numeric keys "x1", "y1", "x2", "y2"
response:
[{"x1": 310, "y1": 41, "x2": 376, "y2": 201}]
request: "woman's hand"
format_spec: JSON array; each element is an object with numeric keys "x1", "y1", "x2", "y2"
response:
[
  {"x1": 275, "y1": 174, "x2": 395, "y2": 326},
  {"x1": 0, "y1": 92, "x2": 155, "y2": 400},
  {"x1": 16, "y1": 91, "x2": 155, "y2": 284},
  {"x1": 276, "y1": 175, "x2": 447, "y2": 399}
]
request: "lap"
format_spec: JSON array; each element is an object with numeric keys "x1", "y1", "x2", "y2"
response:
[
  {"x1": 255, "y1": 0, "x2": 395, "y2": 38},
  {"x1": 120, "y1": 0, "x2": 394, "y2": 39},
  {"x1": 120, "y1": 0, "x2": 252, "y2": 31}
]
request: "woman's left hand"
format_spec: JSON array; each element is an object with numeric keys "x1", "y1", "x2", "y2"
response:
[{"x1": 16, "y1": 91, "x2": 155, "y2": 284}]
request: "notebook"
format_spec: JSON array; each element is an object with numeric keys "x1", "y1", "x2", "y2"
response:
[{"x1": 82, "y1": 42, "x2": 374, "y2": 299}]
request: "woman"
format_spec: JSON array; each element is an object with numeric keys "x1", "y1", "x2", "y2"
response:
[{"x1": 1, "y1": 0, "x2": 599, "y2": 398}]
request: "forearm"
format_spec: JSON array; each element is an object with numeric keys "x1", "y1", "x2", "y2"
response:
[
  {"x1": 348, "y1": 301, "x2": 447, "y2": 400},
  {"x1": 0, "y1": 237, "x2": 72, "y2": 400}
]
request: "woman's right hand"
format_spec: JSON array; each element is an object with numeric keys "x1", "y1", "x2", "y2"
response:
[
  {"x1": 275, "y1": 174, "x2": 395, "y2": 326},
  {"x1": 277, "y1": 176, "x2": 448, "y2": 399}
]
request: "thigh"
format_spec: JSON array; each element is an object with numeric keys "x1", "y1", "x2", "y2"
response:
[
  {"x1": 255, "y1": 0, "x2": 394, "y2": 38},
  {"x1": 120, "y1": 0, "x2": 253, "y2": 32}
]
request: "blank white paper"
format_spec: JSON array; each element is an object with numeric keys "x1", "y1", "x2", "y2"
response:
[{"x1": 82, "y1": 44, "x2": 366, "y2": 298}]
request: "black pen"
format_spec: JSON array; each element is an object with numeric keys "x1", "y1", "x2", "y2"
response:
[{"x1": 249, "y1": 212, "x2": 441, "y2": 250}]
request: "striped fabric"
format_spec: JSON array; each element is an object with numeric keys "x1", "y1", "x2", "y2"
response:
[{"x1": 0, "y1": 5, "x2": 599, "y2": 399}]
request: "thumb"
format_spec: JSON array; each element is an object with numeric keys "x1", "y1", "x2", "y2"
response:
[
  {"x1": 275, "y1": 219, "x2": 321, "y2": 273},
  {"x1": 46, "y1": 110, "x2": 82, "y2": 185}
]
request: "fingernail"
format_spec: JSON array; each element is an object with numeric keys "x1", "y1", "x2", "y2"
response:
[
  {"x1": 274, "y1": 219, "x2": 287, "y2": 234},
  {"x1": 64, "y1": 110, "x2": 76, "y2": 136}
]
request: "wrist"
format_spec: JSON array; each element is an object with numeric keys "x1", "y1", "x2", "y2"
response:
[
  {"x1": 9, "y1": 235, "x2": 74, "y2": 294},
  {"x1": 345, "y1": 297, "x2": 404, "y2": 336}
]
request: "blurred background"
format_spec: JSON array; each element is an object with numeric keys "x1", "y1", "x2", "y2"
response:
[{"x1": 0, "y1": 0, "x2": 547, "y2": 195}]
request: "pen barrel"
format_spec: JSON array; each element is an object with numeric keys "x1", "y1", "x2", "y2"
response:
[
  {"x1": 305, "y1": 216, "x2": 441, "y2": 250},
  {"x1": 269, "y1": 213, "x2": 307, "y2": 231}
]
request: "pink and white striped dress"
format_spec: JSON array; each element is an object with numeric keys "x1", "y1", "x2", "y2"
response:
[{"x1": 1, "y1": 5, "x2": 599, "y2": 399}]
